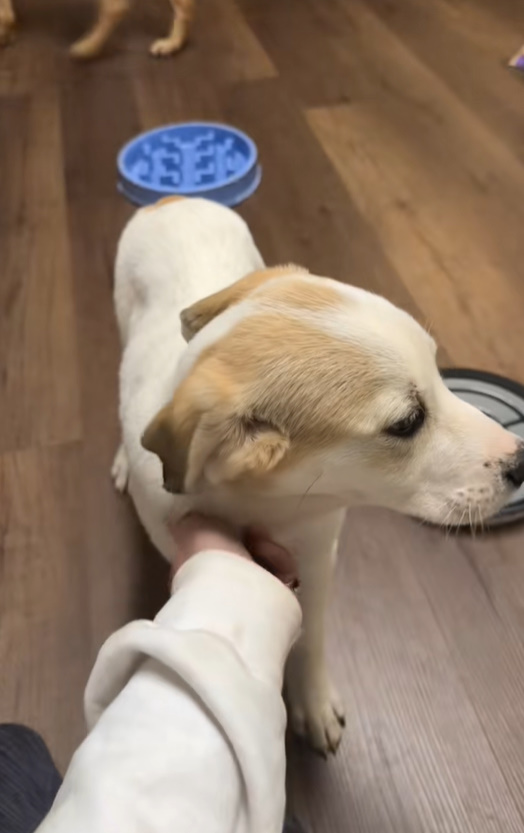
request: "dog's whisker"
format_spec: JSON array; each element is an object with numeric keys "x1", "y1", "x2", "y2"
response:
[
  {"x1": 476, "y1": 504, "x2": 485, "y2": 535},
  {"x1": 439, "y1": 501, "x2": 457, "y2": 538},
  {"x1": 296, "y1": 473, "x2": 323, "y2": 512},
  {"x1": 468, "y1": 502, "x2": 476, "y2": 539},
  {"x1": 454, "y1": 507, "x2": 466, "y2": 535}
]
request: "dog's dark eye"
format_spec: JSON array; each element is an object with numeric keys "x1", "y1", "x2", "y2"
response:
[{"x1": 386, "y1": 407, "x2": 426, "y2": 439}]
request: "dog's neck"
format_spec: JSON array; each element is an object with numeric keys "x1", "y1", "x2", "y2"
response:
[{"x1": 175, "y1": 486, "x2": 348, "y2": 536}]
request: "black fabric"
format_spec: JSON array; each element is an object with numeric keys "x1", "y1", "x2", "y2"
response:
[
  {"x1": 0, "y1": 724, "x2": 62, "y2": 833},
  {"x1": 0, "y1": 723, "x2": 308, "y2": 833}
]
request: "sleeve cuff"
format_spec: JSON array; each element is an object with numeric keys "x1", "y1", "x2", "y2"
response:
[{"x1": 155, "y1": 551, "x2": 302, "y2": 688}]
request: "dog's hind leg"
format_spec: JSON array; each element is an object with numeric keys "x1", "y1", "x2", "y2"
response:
[
  {"x1": 111, "y1": 443, "x2": 129, "y2": 493},
  {"x1": 150, "y1": 0, "x2": 194, "y2": 57},
  {"x1": 0, "y1": 0, "x2": 15, "y2": 46},
  {"x1": 70, "y1": 0, "x2": 129, "y2": 59}
]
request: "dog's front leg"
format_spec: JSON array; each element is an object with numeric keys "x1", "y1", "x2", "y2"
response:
[
  {"x1": 284, "y1": 509, "x2": 346, "y2": 756},
  {"x1": 70, "y1": 0, "x2": 129, "y2": 59},
  {"x1": 0, "y1": 0, "x2": 15, "y2": 45}
]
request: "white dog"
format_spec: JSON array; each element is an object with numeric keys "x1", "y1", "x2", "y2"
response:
[{"x1": 113, "y1": 196, "x2": 524, "y2": 755}]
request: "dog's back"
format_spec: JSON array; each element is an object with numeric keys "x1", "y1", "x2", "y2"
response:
[
  {"x1": 114, "y1": 197, "x2": 264, "y2": 558},
  {"x1": 115, "y1": 197, "x2": 263, "y2": 343}
]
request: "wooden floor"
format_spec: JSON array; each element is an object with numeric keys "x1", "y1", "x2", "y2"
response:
[{"x1": 1, "y1": 0, "x2": 524, "y2": 829}]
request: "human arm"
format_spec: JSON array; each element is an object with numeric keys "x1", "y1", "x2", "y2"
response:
[{"x1": 37, "y1": 515, "x2": 302, "y2": 833}]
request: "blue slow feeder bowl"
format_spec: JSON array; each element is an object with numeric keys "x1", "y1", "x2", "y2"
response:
[{"x1": 117, "y1": 122, "x2": 261, "y2": 208}]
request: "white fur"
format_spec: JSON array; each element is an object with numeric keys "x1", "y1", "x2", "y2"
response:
[{"x1": 114, "y1": 198, "x2": 523, "y2": 754}]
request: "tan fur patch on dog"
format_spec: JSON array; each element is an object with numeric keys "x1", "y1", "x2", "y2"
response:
[
  {"x1": 143, "y1": 195, "x2": 186, "y2": 212},
  {"x1": 206, "y1": 313, "x2": 380, "y2": 448},
  {"x1": 181, "y1": 264, "x2": 309, "y2": 340},
  {"x1": 254, "y1": 277, "x2": 344, "y2": 312},
  {"x1": 144, "y1": 309, "x2": 383, "y2": 491}
]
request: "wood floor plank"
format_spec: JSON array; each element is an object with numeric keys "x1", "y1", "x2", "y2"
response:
[
  {"x1": 60, "y1": 62, "x2": 169, "y2": 650},
  {"x1": 170, "y1": 0, "x2": 276, "y2": 82},
  {"x1": 458, "y1": 0, "x2": 524, "y2": 37},
  {"x1": 0, "y1": 444, "x2": 90, "y2": 772},
  {"x1": 290, "y1": 509, "x2": 524, "y2": 833},
  {"x1": 132, "y1": 55, "x2": 225, "y2": 130},
  {"x1": 0, "y1": 0, "x2": 72, "y2": 95},
  {"x1": 228, "y1": 80, "x2": 424, "y2": 320},
  {"x1": 131, "y1": 8, "x2": 275, "y2": 132},
  {"x1": 463, "y1": 527, "x2": 524, "y2": 647},
  {"x1": 239, "y1": 0, "x2": 357, "y2": 107},
  {"x1": 361, "y1": 0, "x2": 524, "y2": 164},
  {"x1": 0, "y1": 89, "x2": 81, "y2": 453},
  {"x1": 307, "y1": 98, "x2": 524, "y2": 376},
  {"x1": 130, "y1": 0, "x2": 274, "y2": 122},
  {"x1": 402, "y1": 519, "x2": 524, "y2": 818}
]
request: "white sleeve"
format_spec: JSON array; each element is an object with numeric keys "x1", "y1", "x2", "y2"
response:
[{"x1": 37, "y1": 552, "x2": 302, "y2": 833}]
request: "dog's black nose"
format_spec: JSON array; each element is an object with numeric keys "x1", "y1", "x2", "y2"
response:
[{"x1": 504, "y1": 446, "x2": 524, "y2": 489}]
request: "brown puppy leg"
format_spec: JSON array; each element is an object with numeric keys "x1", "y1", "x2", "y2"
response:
[
  {"x1": 70, "y1": 0, "x2": 129, "y2": 59},
  {"x1": 150, "y1": 0, "x2": 194, "y2": 57},
  {"x1": 0, "y1": 0, "x2": 15, "y2": 46}
]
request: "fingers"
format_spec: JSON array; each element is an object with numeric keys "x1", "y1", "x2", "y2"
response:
[
  {"x1": 169, "y1": 514, "x2": 299, "y2": 591},
  {"x1": 244, "y1": 527, "x2": 299, "y2": 589},
  {"x1": 169, "y1": 512, "x2": 250, "y2": 572}
]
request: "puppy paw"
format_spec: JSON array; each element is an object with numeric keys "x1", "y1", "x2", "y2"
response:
[
  {"x1": 149, "y1": 36, "x2": 184, "y2": 57},
  {"x1": 287, "y1": 674, "x2": 345, "y2": 756},
  {"x1": 111, "y1": 444, "x2": 129, "y2": 493},
  {"x1": 69, "y1": 37, "x2": 101, "y2": 60}
]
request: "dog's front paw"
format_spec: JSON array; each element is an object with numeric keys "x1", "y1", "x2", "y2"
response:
[
  {"x1": 149, "y1": 36, "x2": 184, "y2": 57},
  {"x1": 69, "y1": 35, "x2": 102, "y2": 60},
  {"x1": 286, "y1": 670, "x2": 345, "y2": 756},
  {"x1": 111, "y1": 444, "x2": 129, "y2": 493}
]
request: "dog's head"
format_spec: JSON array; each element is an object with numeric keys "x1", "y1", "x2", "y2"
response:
[{"x1": 142, "y1": 266, "x2": 524, "y2": 526}]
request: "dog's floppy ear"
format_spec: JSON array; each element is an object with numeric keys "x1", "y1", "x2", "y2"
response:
[
  {"x1": 199, "y1": 412, "x2": 290, "y2": 489},
  {"x1": 141, "y1": 403, "x2": 190, "y2": 494},
  {"x1": 141, "y1": 364, "x2": 290, "y2": 493},
  {"x1": 180, "y1": 264, "x2": 308, "y2": 341}
]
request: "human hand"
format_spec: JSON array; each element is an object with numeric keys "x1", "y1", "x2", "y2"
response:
[{"x1": 169, "y1": 513, "x2": 299, "y2": 590}]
